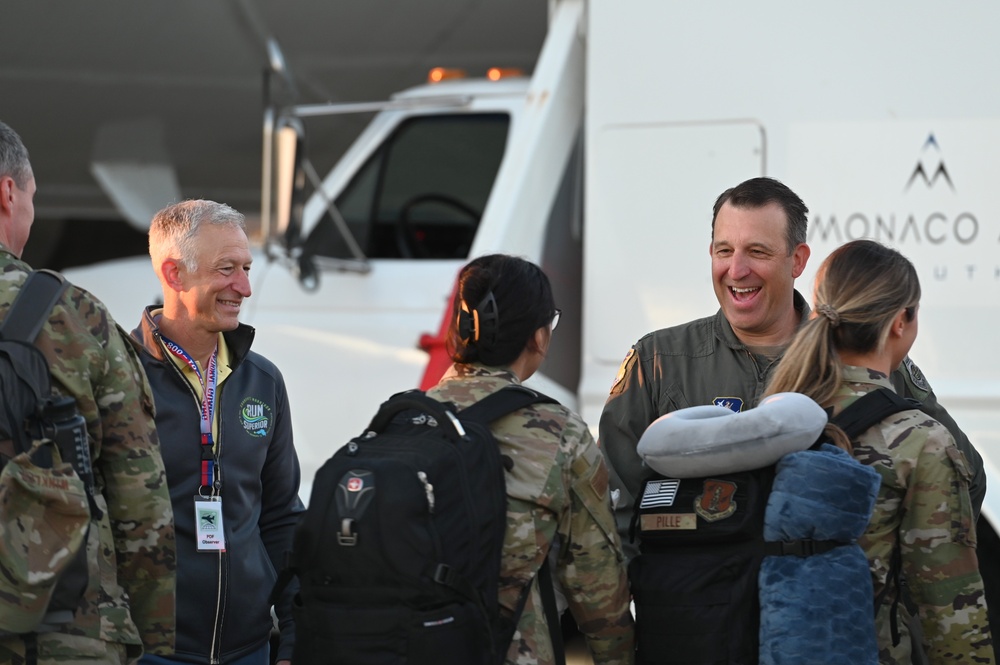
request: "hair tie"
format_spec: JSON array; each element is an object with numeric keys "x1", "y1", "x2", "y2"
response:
[
  {"x1": 457, "y1": 300, "x2": 480, "y2": 342},
  {"x1": 457, "y1": 291, "x2": 499, "y2": 345},
  {"x1": 816, "y1": 303, "x2": 841, "y2": 328}
]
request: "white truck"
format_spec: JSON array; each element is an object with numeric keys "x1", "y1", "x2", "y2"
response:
[{"x1": 66, "y1": 0, "x2": 1000, "y2": 581}]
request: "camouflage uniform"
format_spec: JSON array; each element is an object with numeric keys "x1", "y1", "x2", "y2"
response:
[
  {"x1": 428, "y1": 363, "x2": 634, "y2": 665},
  {"x1": 0, "y1": 246, "x2": 176, "y2": 664},
  {"x1": 835, "y1": 365, "x2": 993, "y2": 664},
  {"x1": 600, "y1": 290, "x2": 986, "y2": 560}
]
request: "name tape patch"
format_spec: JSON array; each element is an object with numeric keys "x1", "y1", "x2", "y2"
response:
[{"x1": 641, "y1": 513, "x2": 698, "y2": 531}]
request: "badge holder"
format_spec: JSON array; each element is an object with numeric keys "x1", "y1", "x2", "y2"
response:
[{"x1": 194, "y1": 496, "x2": 226, "y2": 552}]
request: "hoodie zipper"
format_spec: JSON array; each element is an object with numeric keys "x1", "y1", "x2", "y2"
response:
[
  {"x1": 155, "y1": 330, "x2": 227, "y2": 664},
  {"x1": 208, "y1": 372, "x2": 226, "y2": 663}
]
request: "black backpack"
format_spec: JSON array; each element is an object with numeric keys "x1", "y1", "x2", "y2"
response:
[
  {"x1": 0, "y1": 270, "x2": 97, "y2": 641},
  {"x1": 629, "y1": 388, "x2": 915, "y2": 665},
  {"x1": 275, "y1": 384, "x2": 562, "y2": 665}
]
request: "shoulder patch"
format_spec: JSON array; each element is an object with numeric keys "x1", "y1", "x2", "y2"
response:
[
  {"x1": 713, "y1": 397, "x2": 744, "y2": 413},
  {"x1": 903, "y1": 356, "x2": 931, "y2": 393},
  {"x1": 609, "y1": 347, "x2": 637, "y2": 395}
]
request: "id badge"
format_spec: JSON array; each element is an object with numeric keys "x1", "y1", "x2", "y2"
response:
[{"x1": 195, "y1": 497, "x2": 226, "y2": 552}]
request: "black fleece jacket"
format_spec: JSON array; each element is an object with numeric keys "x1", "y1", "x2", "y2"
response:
[{"x1": 132, "y1": 306, "x2": 304, "y2": 663}]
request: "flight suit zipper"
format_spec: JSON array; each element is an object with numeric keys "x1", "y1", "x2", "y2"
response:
[{"x1": 743, "y1": 348, "x2": 771, "y2": 408}]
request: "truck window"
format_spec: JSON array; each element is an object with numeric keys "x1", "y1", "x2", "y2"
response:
[
  {"x1": 24, "y1": 218, "x2": 149, "y2": 271},
  {"x1": 304, "y1": 113, "x2": 510, "y2": 260}
]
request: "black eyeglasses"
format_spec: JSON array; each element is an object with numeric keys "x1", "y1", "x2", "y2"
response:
[{"x1": 550, "y1": 309, "x2": 562, "y2": 331}]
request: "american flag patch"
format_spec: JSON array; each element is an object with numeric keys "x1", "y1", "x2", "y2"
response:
[{"x1": 640, "y1": 479, "x2": 681, "y2": 508}]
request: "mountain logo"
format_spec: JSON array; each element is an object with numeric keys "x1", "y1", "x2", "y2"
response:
[{"x1": 905, "y1": 133, "x2": 954, "y2": 192}]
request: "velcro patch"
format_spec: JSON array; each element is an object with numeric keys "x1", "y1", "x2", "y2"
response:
[
  {"x1": 609, "y1": 348, "x2": 636, "y2": 395},
  {"x1": 694, "y1": 478, "x2": 738, "y2": 522},
  {"x1": 641, "y1": 513, "x2": 697, "y2": 531},
  {"x1": 639, "y1": 479, "x2": 680, "y2": 509},
  {"x1": 903, "y1": 356, "x2": 931, "y2": 393},
  {"x1": 713, "y1": 396, "x2": 744, "y2": 413}
]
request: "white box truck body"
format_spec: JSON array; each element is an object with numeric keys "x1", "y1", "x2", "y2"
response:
[{"x1": 64, "y1": 1, "x2": 1000, "y2": 539}]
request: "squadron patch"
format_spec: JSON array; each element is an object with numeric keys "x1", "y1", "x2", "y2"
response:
[
  {"x1": 713, "y1": 397, "x2": 744, "y2": 413},
  {"x1": 609, "y1": 348, "x2": 637, "y2": 395},
  {"x1": 695, "y1": 479, "x2": 737, "y2": 522},
  {"x1": 903, "y1": 356, "x2": 931, "y2": 393}
]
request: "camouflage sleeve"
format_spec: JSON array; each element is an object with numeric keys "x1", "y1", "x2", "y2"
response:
[
  {"x1": 892, "y1": 356, "x2": 985, "y2": 520},
  {"x1": 598, "y1": 344, "x2": 659, "y2": 561},
  {"x1": 899, "y1": 424, "x2": 992, "y2": 662},
  {"x1": 559, "y1": 423, "x2": 635, "y2": 665},
  {"x1": 97, "y1": 323, "x2": 176, "y2": 654}
]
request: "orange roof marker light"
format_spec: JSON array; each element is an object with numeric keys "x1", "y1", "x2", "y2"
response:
[
  {"x1": 487, "y1": 67, "x2": 524, "y2": 81},
  {"x1": 428, "y1": 67, "x2": 466, "y2": 83}
]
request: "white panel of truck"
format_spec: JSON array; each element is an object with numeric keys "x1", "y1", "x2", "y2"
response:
[{"x1": 580, "y1": 0, "x2": 1000, "y2": 518}]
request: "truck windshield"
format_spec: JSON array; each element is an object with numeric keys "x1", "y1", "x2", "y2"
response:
[{"x1": 304, "y1": 112, "x2": 510, "y2": 260}]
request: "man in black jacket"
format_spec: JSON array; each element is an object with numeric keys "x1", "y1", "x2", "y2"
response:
[{"x1": 132, "y1": 199, "x2": 303, "y2": 665}]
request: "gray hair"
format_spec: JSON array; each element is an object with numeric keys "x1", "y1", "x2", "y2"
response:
[
  {"x1": 149, "y1": 199, "x2": 247, "y2": 276},
  {"x1": 0, "y1": 121, "x2": 33, "y2": 189}
]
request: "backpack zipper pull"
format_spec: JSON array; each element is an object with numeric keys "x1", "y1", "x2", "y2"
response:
[{"x1": 417, "y1": 471, "x2": 435, "y2": 513}]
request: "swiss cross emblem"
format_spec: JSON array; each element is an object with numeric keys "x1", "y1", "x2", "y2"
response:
[
  {"x1": 347, "y1": 477, "x2": 364, "y2": 492},
  {"x1": 694, "y1": 479, "x2": 737, "y2": 522}
]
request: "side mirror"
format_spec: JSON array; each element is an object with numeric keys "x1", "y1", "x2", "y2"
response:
[
  {"x1": 262, "y1": 114, "x2": 306, "y2": 254},
  {"x1": 295, "y1": 252, "x2": 320, "y2": 292},
  {"x1": 274, "y1": 118, "x2": 306, "y2": 250}
]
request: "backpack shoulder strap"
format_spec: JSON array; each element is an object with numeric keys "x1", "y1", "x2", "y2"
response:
[
  {"x1": 0, "y1": 269, "x2": 68, "y2": 343},
  {"x1": 464, "y1": 385, "x2": 564, "y2": 664},
  {"x1": 458, "y1": 385, "x2": 557, "y2": 425},
  {"x1": 836, "y1": 387, "x2": 924, "y2": 645},
  {"x1": 498, "y1": 551, "x2": 566, "y2": 665},
  {"x1": 536, "y1": 557, "x2": 566, "y2": 665},
  {"x1": 365, "y1": 390, "x2": 467, "y2": 441},
  {"x1": 830, "y1": 387, "x2": 917, "y2": 440}
]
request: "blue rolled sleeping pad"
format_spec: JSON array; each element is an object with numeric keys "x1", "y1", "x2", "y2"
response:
[{"x1": 759, "y1": 443, "x2": 882, "y2": 665}]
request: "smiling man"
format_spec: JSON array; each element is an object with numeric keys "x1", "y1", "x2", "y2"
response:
[
  {"x1": 710, "y1": 198, "x2": 808, "y2": 347},
  {"x1": 599, "y1": 176, "x2": 984, "y2": 555},
  {"x1": 598, "y1": 176, "x2": 986, "y2": 663},
  {"x1": 131, "y1": 200, "x2": 304, "y2": 665}
]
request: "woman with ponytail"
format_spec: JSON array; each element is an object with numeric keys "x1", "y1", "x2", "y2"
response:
[
  {"x1": 766, "y1": 239, "x2": 992, "y2": 664},
  {"x1": 427, "y1": 254, "x2": 634, "y2": 665}
]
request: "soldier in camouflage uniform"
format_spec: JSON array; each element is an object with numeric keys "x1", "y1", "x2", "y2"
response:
[
  {"x1": 0, "y1": 120, "x2": 176, "y2": 663},
  {"x1": 428, "y1": 254, "x2": 634, "y2": 665},
  {"x1": 766, "y1": 239, "x2": 992, "y2": 663}
]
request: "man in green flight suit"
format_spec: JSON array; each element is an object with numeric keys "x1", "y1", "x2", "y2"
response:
[{"x1": 600, "y1": 176, "x2": 985, "y2": 558}]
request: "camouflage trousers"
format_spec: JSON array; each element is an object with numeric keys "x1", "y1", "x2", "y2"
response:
[{"x1": 0, "y1": 633, "x2": 131, "y2": 664}]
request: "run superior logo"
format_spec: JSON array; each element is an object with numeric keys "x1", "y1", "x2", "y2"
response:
[{"x1": 240, "y1": 397, "x2": 272, "y2": 438}]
